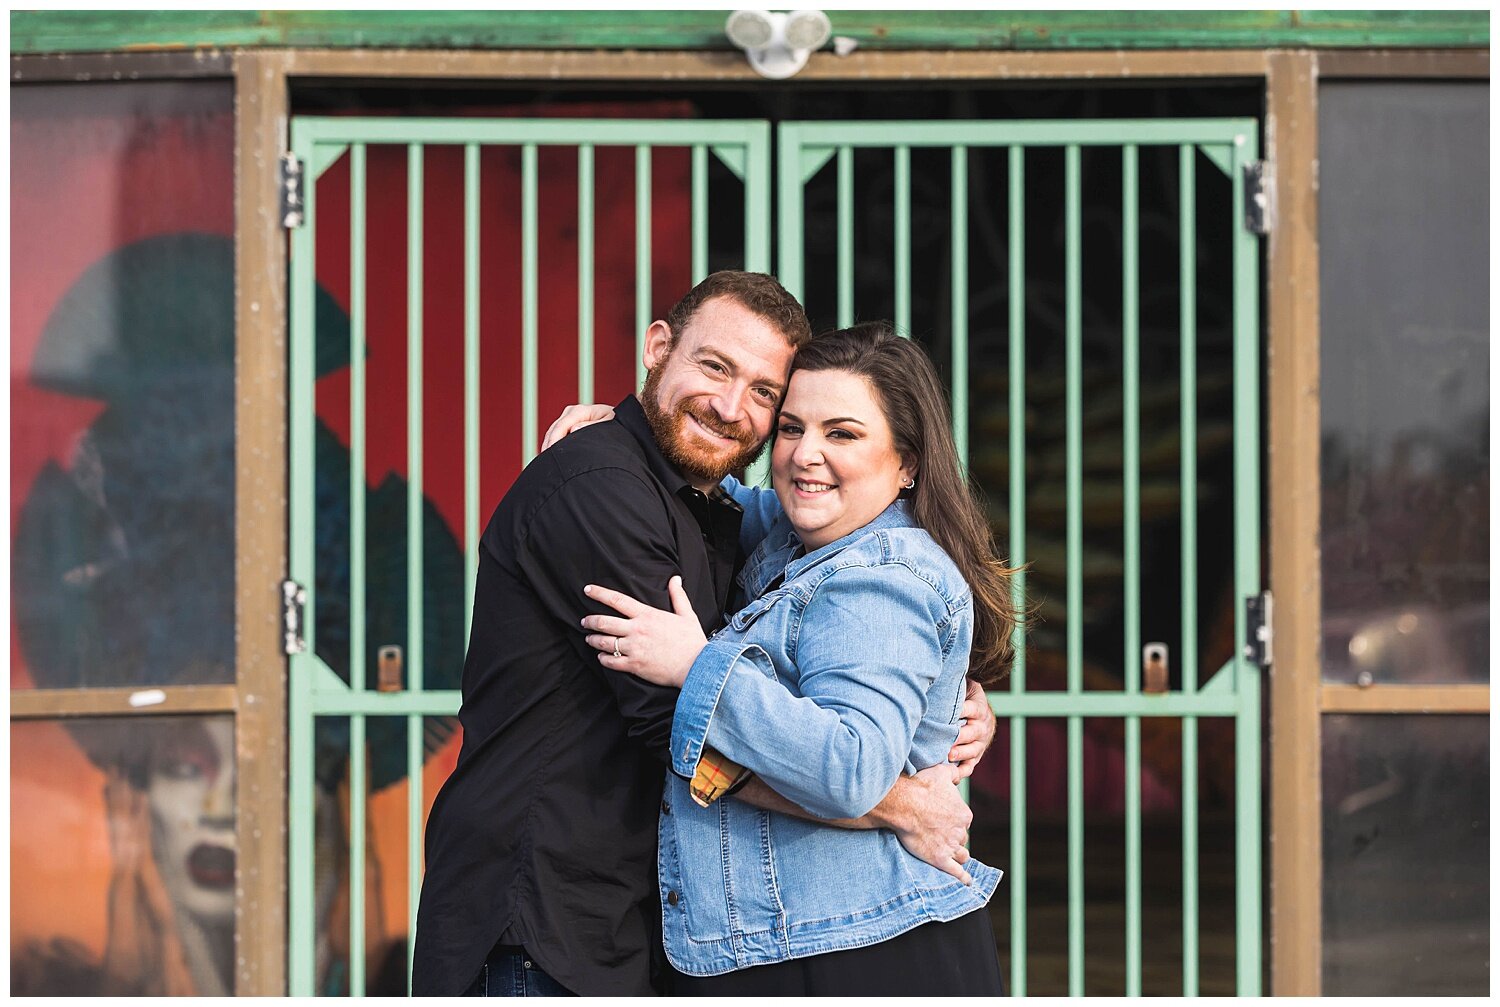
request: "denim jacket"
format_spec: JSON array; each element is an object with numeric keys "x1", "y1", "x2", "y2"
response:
[{"x1": 657, "y1": 477, "x2": 1000, "y2": 976}]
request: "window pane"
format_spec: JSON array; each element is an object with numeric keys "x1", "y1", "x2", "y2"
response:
[
  {"x1": 11, "y1": 716, "x2": 237, "y2": 995},
  {"x1": 1318, "y1": 81, "x2": 1488, "y2": 685},
  {"x1": 1321, "y1": 714, "x2": 1488, "y2": 994},
  {"x1": 10, "y1": 81, "x2": 236, "y2": 690}
]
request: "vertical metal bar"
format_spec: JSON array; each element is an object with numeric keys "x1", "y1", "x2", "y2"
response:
[
  {"x1": 407, "y1": 713, "x2": 422, "y2": 992},
  {"x1": 692, "y1": 144, "x2": 708, "y2": 283},
  {"x1": 351, "y1": 144, "x2": 368, "y2": 693},
  {"x1": 349, "y1": 716, "x2": 366, "y2": 996},
  {"x1": 286, "y1": 130, "x2": 318, "y2": 998},
  {"x1": 1122, "y1": 145, "x2": 1140, "y2": 685},
  {"x1": 404, "y1": 142, "x2": 425, "y2": 992},
  {"x1": 1122, "y1": 143, "x2": 1142, "y2": 998},
  {"x1": 1064, "y1": 142, "x2": 1084, "y2": 997},
  {"x1": 745, "y1": 128, "x2": 772, "y2": 274},
  {"x1": 1067, "y1": 711, "x2": 1083, "y2": 995},
  {"x1": 1180, "y1": 146, "x2": 1199, "y2": 699},
  {"x1": 837, "y1": 145, "x2": 854, "y2": 327},
  {"x1": 1183, "y1": 715, "x2": 1199, "y2": 996},
  {"x1": 952, "y1": 145, "x2": 970, "y2": 808},
  {"x1": 289, "y1": 700, "x2": 314, "y2": 994},
  {"x1": 1065, "y1": 143, "x2": 1083, "y2": 701},
  {"x1": 950, "y1": 146, "x2": 968, "y2": 466},
  {"x1": 777, "y1": 125, "x2": 803, "y2": 300},
  {"x1": 522, "y1": 143, "x2": 539, "y2": 464},
  {"x1": 1007, "y1": 143, "x2": 1029, "y2": 998},
  {"x1": 464, "y1": 144, "x2": 480, "y2": 646},
  {"x1": 894, "y1": 144, "x2": 911, "y2": 336},
  {"x1": 349, "y1": 145, "x2": 370, "y2": 997},
  {"x1": 406, "y1": 144, "x2": 424, "y2": 697},
  {"x1": 1232, "y1": 130, "x2": 1264, "y2": 997},
  {"x1": 578, "y1": 145, "x2": 595, "y2": 403},
  {"x1": 742, "y1": 127, "x2": 773, "y2": 487},
  {"x1": 635, "y1": 145, "x2": 652, "y2": 389},
  {"x1": 1179, "y1": 142, "x2": 1201, "y2": 998}
]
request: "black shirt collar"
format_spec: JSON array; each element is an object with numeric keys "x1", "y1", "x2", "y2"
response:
[
  {"x1": 615, "y1": 395, "x2": 693, "y2": 495},
  {"x1": 615, "y1": 395, "x2": 744, "y2": 526}
]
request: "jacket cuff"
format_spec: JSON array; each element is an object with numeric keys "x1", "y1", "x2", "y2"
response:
[{"x1": 671, "y1": 638, "x2": 775, "y2": 778}]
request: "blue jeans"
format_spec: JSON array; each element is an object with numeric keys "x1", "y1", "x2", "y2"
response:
[{"x1": 463, "y1": 946, "x2": 576, "y2": 997}]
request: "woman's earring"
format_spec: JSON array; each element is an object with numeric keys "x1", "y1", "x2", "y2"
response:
[{"x1": 901, "y1": 476, "x2": 916, "y2": 490}]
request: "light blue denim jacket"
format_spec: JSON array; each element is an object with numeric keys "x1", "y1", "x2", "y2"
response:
[{"x1": 657, "y1": 476, "x2": 1000, "y2": 976}]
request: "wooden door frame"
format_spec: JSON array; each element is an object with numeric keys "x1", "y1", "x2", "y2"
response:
[{"x1": 1264, "y1": 46, "x2": 1490, "y2": 996}]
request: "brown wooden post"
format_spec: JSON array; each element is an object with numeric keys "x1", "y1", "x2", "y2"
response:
[
  {"x1": 1265, "y1": 48, "x2": 1323, "y2": 997},
  {"x1": 233, "y1": 48, "x2": 291, "y2": 997}
]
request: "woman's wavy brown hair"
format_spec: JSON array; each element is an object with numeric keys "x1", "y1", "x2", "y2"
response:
[{"x1": 790, "y1": 322, "x2": 1022, "y2": 686}]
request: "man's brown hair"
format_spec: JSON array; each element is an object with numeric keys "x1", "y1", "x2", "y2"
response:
[{"x1": 663, "y1": 270, "x2": 811, "y2": 350}]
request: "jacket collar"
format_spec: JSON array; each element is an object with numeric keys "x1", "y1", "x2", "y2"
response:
[{"x1": 777, "y1": 499, "x2": 916, "y2": 583}]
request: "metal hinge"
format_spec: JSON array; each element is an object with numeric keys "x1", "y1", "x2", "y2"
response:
[
  {"x1": 282, "y1": 579, "x2": 307, "y2": 655},
  {"x1": 1243, "y1": 160, "x2": 1272, "y2": 235},
  {"x1": 1244, "y1": 591, "x2": 1273, "y2": 668},
  {"x1": 280, "y1": 153, "x2": 305, "y2": 229}
]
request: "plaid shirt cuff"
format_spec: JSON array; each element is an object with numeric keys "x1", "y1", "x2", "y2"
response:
[{"x1": 688, "y1": 745, "x2": 751, "y2": 807}]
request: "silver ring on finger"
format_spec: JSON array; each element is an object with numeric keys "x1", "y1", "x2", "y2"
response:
[{"x1": 613, "y1": 637, "x2": 622, "y2": 659}]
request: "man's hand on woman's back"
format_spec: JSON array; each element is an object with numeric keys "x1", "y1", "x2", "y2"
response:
[
  {"x1": 869, "y1": 763, "x2": 974, "y2": 885},
  {"x1": 735, "y1": 763, "x2": 974, "y2": 884},
  {"x1": 949, "y1": 677, "x2": 997, "y2": 777}
]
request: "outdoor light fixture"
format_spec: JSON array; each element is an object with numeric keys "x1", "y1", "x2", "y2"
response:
[{"x1": 725, "y1": 9, "x2": 832, "y2": 80}]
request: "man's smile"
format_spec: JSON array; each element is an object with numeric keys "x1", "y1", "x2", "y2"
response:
[{"x1": 686, "y1": 411, "x2": 739, "y2": 444}]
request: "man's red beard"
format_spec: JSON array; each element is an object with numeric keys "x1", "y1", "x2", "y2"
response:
[{"x1": 640, "y1": 364, "x2": 767, "y2": 484}]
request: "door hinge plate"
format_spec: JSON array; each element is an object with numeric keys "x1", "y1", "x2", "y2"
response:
[
  {"x1": 280, "y1": 153, "x2": 305, "y2": 229},
  {"x1": 1244, "y1": 590, "x2": 1272, "y2": 668},
  {"x1": 282, "y1": 579, "x2": 307, "y2": 655},
  {"x1": 1243, "y1": 160, "x2": 1272, "y2": 235}
]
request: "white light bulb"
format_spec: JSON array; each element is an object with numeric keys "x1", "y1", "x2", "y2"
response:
[
  {"x1": 726, "y1": 9, "x2": 831, "y2": 80},
  {"x1": 725, "y1": 10, "x2": 775, "y2": 51},
  {"x1": 784, "y1": 10, "x2": 831, "y2": 51}
]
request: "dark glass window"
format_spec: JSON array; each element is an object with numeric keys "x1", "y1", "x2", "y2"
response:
[
  {"x1": 11, "y1": 716, "x2": 237, "y2": 995},
  {"x1": 1318, "y1": 81, "x2": 1488, "y2": 686},
  {"x1": 10, "y1": 81, "x2": 236, "y2": 691},
  {"x1": 1320, "y1": 714, "x2": 1487, "y2": 994}
]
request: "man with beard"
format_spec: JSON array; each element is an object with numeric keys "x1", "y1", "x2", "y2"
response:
[{"x1": 412, "y1": 272, "x2": 987, "y2": 996}]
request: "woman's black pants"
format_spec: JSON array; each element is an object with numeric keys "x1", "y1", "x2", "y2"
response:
[{"x1": 669, "y1": 907, "x2": 1006, "y2": 996}]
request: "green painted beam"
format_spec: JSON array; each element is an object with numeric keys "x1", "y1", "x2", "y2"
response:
[{"x1": 10, "y1": 10, "x2": 1488, "y2": 55}]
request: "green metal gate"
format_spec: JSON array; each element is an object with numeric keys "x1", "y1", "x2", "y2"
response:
[
  {"x1": 288, "y1": 115, "x2": 1261, "y2": 996},
  {"x1": 777, "y1": 119, "x2": 1263, "y2": 996},
  {"x1": 286, "y1": 117, "x2": 771, "y2": 995}
]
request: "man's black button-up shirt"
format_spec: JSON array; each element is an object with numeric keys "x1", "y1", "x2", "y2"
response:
[{"x1": 412, "y1": 396, "x2": 743, "y2": 996}]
